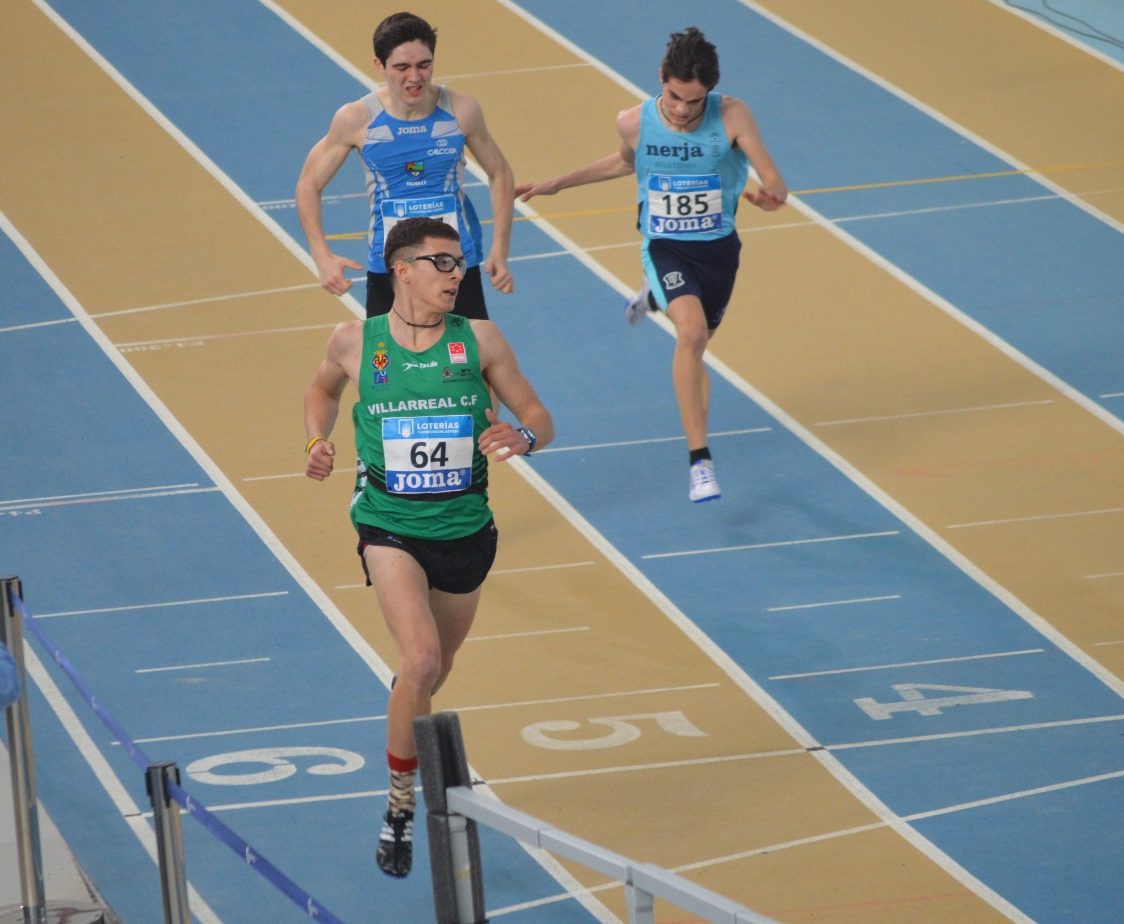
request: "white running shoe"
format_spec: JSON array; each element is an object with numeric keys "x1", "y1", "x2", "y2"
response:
[
  {"x1": 689, "y1": 459, "x2": 721, "y2": 503},
  {"x1": 624, "y1": 280, "x2": 652, "y2": 326}
]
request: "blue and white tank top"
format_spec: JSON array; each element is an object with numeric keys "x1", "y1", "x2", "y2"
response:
[
  {"x1": 359, "y1": 86, "x2": 484, "y2": 273},
  {"x1": 634, "y1": 92, "x2": 749, "y2": 241}
]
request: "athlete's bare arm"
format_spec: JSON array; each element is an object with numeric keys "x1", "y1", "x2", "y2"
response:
[
  {"x1": 471, "y1": 320, "x2": 554, "y2": 459},
  {"x1": 452, "y1": 91, "x2": 516, "y2": 295},
  {"x1": 296, "y1": 101, "x2": 369, "y2": 295},
  {"x1": 304, "y1": 320, "x2": 362, "y2": 479},
  {"x1": 722, "y1": 96, "x2": 788, "y2": 210},
  {"x1": 515, "y1": 105, "x2": 640, "y2": 201}
]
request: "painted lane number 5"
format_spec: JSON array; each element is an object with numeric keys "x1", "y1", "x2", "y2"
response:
[{"x1": 522, "y1": 711, "x2": 707, "y2": 751}]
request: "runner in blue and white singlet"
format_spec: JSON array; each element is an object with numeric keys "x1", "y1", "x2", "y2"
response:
[
  {"x1": 296, "y1": 12, "x2": 515, "y2": 321},
  {"x1": 358, "y1": 85, "x2": 484, "y2": 274}
]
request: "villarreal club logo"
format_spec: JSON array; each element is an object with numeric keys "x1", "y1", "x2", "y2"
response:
[{"x1": 371, "y1": 343, "x2": 390, "y2": 385}]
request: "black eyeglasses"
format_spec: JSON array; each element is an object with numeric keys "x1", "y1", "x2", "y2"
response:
[{"x1": 402, "y1": 253, "x2": 467, "y2": 273}]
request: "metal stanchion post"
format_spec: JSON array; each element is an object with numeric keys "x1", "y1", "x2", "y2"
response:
[
  {"x1": 145, "y1": 763, "x2": 190, "y2": 924},
  {"x1": 2, "y1": 576, "x2": 45, "y2": 924},
  {"x1": 415, "y1": 713, "x2": 487, "y2": 924},
  {"x1": 1, "y1": 577, "x2": 104, "y2": 924}
]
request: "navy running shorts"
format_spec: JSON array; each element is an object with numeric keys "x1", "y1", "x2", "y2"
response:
[{"x1": 641, "y1": 230, "x2": 742, "y2": 330}]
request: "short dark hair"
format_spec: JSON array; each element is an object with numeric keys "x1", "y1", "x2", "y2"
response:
[
  {"x1": 373, "y1": 12, "x2": 437, "y2": 63},
  {"x1": 385, "y1": 218, "x2": 460, "y2": 269},
  {"x1": 660, "y1": 27, "x2": 720, "y2": 89}
]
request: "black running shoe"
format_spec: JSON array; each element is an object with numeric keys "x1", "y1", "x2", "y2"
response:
[{"x1": 377, "y1": 808, "x2": 414, "y2": 878}]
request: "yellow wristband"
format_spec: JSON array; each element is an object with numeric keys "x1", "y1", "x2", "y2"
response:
[{"x1": 305, "y1": 436, "x2": 327, "y2": 455}]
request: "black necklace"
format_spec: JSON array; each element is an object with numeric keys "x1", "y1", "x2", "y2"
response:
[{"x1": 392, "y1": 306, "x2": 443, "y2": 329}]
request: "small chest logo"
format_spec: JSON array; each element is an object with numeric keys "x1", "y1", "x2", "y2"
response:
[
  {"x1": 405, "y1": 161, "x2": 423, "y2": 176},
  {"x1": 448, "y1": 341, "x2": 467, "y2": 365},
  {"x1": 371, "y1": 346, "x2": 390, "y2": 385}
]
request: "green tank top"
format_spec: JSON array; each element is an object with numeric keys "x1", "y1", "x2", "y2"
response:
[{"x1": 350, "y1": 313, "x2": 492, "y2": 539}]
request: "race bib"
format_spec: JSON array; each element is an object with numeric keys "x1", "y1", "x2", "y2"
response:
[
  {"x1": 646, "y1": 174, "x2": 723, "y2": 236},
  {"x1": 382, "y1": 415, "x2": 474, "y2": 495},
  {"x1": 380, "y1": 195, "x2": 457, "y2": 244}
]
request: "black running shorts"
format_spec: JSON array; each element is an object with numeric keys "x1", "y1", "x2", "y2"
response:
[{"x1": 356, "y1": 519, "x2": 498, "y2": 594}]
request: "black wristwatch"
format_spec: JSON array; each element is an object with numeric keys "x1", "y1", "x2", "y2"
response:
[{"x1": 516, "y1": 426, "x2": 537, "y2": 456}]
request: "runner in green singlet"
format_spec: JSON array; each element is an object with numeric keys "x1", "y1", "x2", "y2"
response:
[{"x1": 303, "y1": 217, "x2": 553, "y2": 878}]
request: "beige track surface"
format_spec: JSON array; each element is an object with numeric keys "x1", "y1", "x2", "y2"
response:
[{"x1": 5, "y1": 0, "x2": 1120, "y2": 920}]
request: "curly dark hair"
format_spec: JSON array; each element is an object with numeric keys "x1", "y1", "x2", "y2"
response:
[{"x1": 660, "y1": 27, "x2": 720, "y2": 89}]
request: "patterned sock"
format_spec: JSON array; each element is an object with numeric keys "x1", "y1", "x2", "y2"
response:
[{"x1": 387, "y1": 752, "x2": 418, "y2": 815}]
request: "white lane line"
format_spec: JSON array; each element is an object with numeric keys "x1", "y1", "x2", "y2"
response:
[
  {"x1": 21, "y1": 627, "x2": 223, "y2": 923},
  {"x1": 1084, "y1": 571, "x2": 1124, "y2": 580},
  {"x1": 815, "y1": 399, "x2": 1056, "y2": 427},
  {"x1": 467, "y1": 627, "x2": 592, "y2": 642},
  {"x1": 244, "y1": 470, "x2": 311, "y2": 482},
  {"x1": 1092, "y1": 640, "x2": 1124, "y2": 648},
  {"x1": 34, "y1": 591, "x2": 289, "y2": 619},
  {"x1": 739, "y1": 0, "x2": 1123, "y2": 236},
  {"x1": 122, "y1": 681, "x2": 720, "y2": 745},
  {"x1": 442, "y1": 61, "x2": 594, "y2": 80},
  {"x1": 828, "y1": 714, "x2": 1124, "y2": 751},
  {"x1": 769, "y1": 648, "x2": 1046, "y2": 680},
  {"x1": 494, "y1": 765, "x2": 1124, "y2": 917},
  {"x1": 91, "y1": 280, "x2": 324, "y2": 319},
  {"x1": 987, "y1": 0, "x2": 1124, "y2": 73},
  {"x1": 0, "y1": 316, "x2": 78, "y2": 334},
  {"x1": 125, "y1": 714, "x2": 389, "y2": 745},
  {"x1": 0, "y1": 486, "x2": 219, "y2": 512},
  {"x1": 673, "y1": 769, "x2": 1124, "y2": 879},
  {"x1": 152, "y1": 787, "x2": 393, "y2": 815},
  {"x1": 245, "y1": 429, "x2": 773, "y2": 482},
  {"x1": 948, "y1": 505, "x2": 1124, "y2": 529},
  {"x1": 1100, "y1": 391, "x2": 1124, "y2": 399},
  {"x1": 451, "y1": 682, "x2": 721, "y2": 715},
  {"x1": 767, "y1": 594, "x2": 901, "y2": 613},
  {"x1": 117, "y1": 321, "x2": 337, "y2": 349},
  {"x1": 490, "y1": 560, "x2": 595, "y2": 575},
  {"x1": 536, "y1": 427, "x2": 771, "y2": 454},
  {"x1": 643, "y1": 530, "x2": 899, "y2": 561},
  {"x1": 135, "y1": 657, "x2": 272, "y2": 674},
  {"x1": 0, "y1": 482, "x2": 200, "y2": 506}
]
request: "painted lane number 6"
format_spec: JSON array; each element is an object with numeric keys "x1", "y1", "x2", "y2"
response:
[{"x1": 186, "y1": 747, "x2": 365, "y2": 785}]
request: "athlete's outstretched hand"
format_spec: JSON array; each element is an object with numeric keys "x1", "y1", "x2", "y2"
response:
[
  {"x1": 515, "y1": 180, "x2": 559, "y2": 202},
  {"x1": 743, "y1": 185, "x2": 787, "y2": 211}
]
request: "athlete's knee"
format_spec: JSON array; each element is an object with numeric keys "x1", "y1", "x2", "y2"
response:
[
  {"x1": 674, "y1": 317, "x2": 710, "y2": 354},
  {"x1": 398, "y1": 645, "x2": 442, "y2": 693}
]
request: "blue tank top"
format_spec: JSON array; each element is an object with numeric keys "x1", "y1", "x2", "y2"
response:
[
  {"x1": 634, "y1": 92, "x2": 749, "y2": 241},
  {"x1": 358, "y1": 86, "x2": 484, "y2": 273}
]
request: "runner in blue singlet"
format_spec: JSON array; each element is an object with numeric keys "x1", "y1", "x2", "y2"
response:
[{"x1": 517, "y1": 27, "x2": 788, "y2": 503}]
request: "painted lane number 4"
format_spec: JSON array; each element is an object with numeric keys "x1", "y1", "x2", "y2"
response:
[
  {"x1": 522, "y1": 711, "x2": 707, "y2": 750},
  {"x1": 854, "y1": 683, "x2": 1034, "y2": 721}
]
